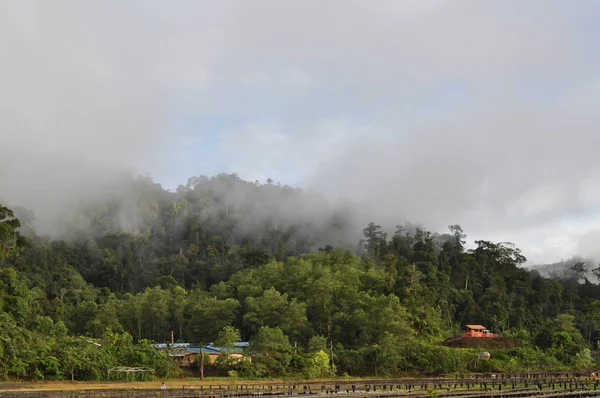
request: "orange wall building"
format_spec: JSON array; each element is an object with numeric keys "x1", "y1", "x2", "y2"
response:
[{"x1": 462, "y1": 324, "x2": 496, "y2": 338}]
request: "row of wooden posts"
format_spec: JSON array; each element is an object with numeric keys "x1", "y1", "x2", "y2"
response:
[
  {"x1": 5, "y1": 373, "x2": 600, "y2": 398},
  {"x1": 13, "y1": 387, "x2": 600, "y2": 398}
]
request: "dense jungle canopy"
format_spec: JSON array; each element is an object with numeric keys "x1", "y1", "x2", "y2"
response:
[{"x1": 1, "y1": 173, "x2": 600, "y2": 380}]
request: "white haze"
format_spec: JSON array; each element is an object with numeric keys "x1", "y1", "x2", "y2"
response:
[
  {"x1": 1, "y1": 1, "x2": 600, "y2": 265},
  {"x1": 0, "y1": 1, "x2": 167, "y2": 233}
]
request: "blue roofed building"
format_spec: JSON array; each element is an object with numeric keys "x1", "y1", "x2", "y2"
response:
[{"x1": 155, "y1": 342, "x2": 250, "y2": 367}]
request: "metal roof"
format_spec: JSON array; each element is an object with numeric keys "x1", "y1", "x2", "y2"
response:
[
  {"x1": 152, "y1": 343, "x2": 191, "y2": 349},
  {"x1": 177, "y1": 342, "x2": 249, "y2": 355},
  {"x1": 464, "y1": 324, "x2": 487, "y2": 330},
  {"x1": 153, "y1": 341, "x2": 249, "y2": 355}
]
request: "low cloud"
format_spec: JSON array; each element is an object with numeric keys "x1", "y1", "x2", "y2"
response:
[
  {"x1": 1, "y1": 1, "x2": 599, "y2": 264},
  {"x1": 0, "y1": 1, "x2": 204, "y2": 234},
  {"x1": 206, "y1": 0, "x2": 600, "y2": 263}
]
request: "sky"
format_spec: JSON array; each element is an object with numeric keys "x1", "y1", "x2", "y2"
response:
[{"x1": 1, "y1": 0, "x2": 600, "y2": 265}]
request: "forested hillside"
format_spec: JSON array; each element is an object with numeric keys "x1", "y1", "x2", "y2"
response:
[{"x1": 1, "y1": 173, "x2": 600, "y2": 380}]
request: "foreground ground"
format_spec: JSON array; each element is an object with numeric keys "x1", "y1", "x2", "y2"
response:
[
  {"x1": 1, "y1": 373, "x2": 595, "y2": 393},
  {"x1": 0, "y1": 379, "x2": 312, "y2": 392}
]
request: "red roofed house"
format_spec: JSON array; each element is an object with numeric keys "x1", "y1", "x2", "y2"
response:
[{"x1": 462, "y1": 324, "x2": 496, "y2": 338}]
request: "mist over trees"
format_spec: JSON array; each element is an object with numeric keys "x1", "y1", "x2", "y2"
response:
[
  {"x1": 2, "y1": 173, "x2": 600, "y2": 379},
  {"x1": 529, "y1": 257, "x2": 600, "y2": 282}
]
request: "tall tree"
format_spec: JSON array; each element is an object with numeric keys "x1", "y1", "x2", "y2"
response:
[{"x1": 0, "y1": 205, "x2": 25, "y2": 265}]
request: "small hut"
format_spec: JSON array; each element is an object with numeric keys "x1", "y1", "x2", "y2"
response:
[{"x1": 462, "y1": 325, "x2": 496, "y2": 338}]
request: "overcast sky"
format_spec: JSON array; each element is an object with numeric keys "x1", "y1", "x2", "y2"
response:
[{"x1": 1, "y1": 0, "x2": 600, "y2": 264}]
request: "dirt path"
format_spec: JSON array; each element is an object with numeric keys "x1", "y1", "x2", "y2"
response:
[{"x1": 0, "y1": 379, "x2": 288, "y2": 392}]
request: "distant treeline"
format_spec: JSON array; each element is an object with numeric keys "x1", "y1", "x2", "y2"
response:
[{"x1": 1, "y1": 173, "x2": 599, "y2": 380}]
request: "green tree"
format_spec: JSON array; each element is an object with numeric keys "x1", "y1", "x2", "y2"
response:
[
  {"x1": 185, "y1": 293, "x2": 241, "y2": 342},
  {"x1": 308, "y1": 335, "x2": 328, "y2": 353},
  {"x1": 214, "y1": 326, "x2": 242, "y2": 348},
  {"x1": 249, "y1": 326, "x2": 293, "y2": 376},
  {"x1": 305, "y1": 350, "x2": 336, "y2": 379},
  {"x1": 244, "y1": 287, "x2": 310, "y2": 340},
  {"x1": 0, "y1": 205, "x2": 25, "y2": 265},
  {"x1": 0, "y1": 267, "x2": 38, "y2": 326}
]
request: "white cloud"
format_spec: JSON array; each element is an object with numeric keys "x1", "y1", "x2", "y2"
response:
[
  {"x1": 240, "y1": 71, "x2": 270, "y2": 88},
  {"x1": 279, "y1": 69, "x2": 310, "y2": 89},
  {"x1": 218, "y1": 118, "x2": 373, "y2": 184},
  {"x1": 1, "y1": 0, "x2": 599, "y2": 263}
]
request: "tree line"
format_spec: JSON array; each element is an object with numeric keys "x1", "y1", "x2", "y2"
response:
[{"x1": 1, "y1": 173, "x2": 600, "y2": 379}]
